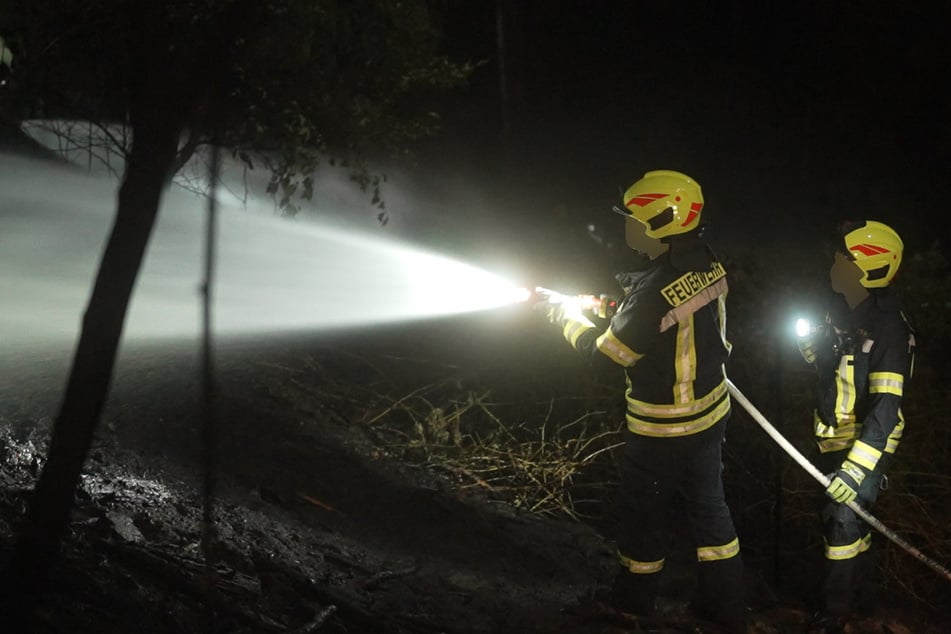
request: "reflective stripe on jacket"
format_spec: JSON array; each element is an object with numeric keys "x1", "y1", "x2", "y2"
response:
[
  {"x1": 562, "y1": 239, "x2": 732, "y2": 437},
  {"x1": 811, "y1": 290, "x2": 916, "y2": 462}
]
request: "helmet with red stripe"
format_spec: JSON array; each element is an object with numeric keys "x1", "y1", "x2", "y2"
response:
[
  {"x1": 615, "y1": 170, "x2": 703, "y2": 239},
  {"x1": 840, "y1": 220, "x2": 903, "y2": 288}
]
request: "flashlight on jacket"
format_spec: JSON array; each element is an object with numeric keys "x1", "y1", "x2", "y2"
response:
[
  {"x1": 795, "y1": 316, "x2": 835, "y2": 340},
  {"x1": 535, "y1": 287, "x2": 618, "y2": 319},
  {"x1": 795, "y1": 315, "x2": 855, "y2": 360}
]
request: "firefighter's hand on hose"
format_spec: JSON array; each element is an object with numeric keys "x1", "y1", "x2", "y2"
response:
[
  {"x1": 551, "y1": 298, "x2": 587, "y2": 327},
  {"x1": 531, "y1": 294, "x2": 562, "y2": 326},
  {"x1": 826, "y1": 460, "x2": 866, "y2": 504},
  {"x1": 537, "y1": 301, "x2": 573, "y2": 327},
  {"x1": 532, "y1": 289, "x2": 583, "y2": 328},
  {"x1": 797, "y1": 337, "x2": 818, "y2": 364},
  {"x1": 544, "y1": 302, "x2": 566, "y2": 327}
]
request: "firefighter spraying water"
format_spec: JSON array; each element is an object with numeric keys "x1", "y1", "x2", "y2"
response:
[{"x1": 534, "y1": 170, "x2": 747, "y2": 631}]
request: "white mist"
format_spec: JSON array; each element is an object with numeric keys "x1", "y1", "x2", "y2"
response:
[{"x1": 0, "y1": 150, "x2": 528, "y2": 350}]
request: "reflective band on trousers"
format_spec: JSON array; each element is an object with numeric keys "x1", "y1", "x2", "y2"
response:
[
  {"x1": 618, "y1": 550, "x2": 665, "y2": 574},
  {"x1": 697, "y1": 537, "x2": 740, "y2": 562},
  {"x1": 825, "y1": 534, "x2": 871, "y2": 561}
]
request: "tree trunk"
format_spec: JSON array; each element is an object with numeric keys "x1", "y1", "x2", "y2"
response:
[{"x1": 1, "y1": 103, "x2": 182, "y2": 629}]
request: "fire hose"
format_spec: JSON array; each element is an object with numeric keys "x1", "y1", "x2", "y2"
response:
[{"x1": 726, "y1": 379, "x2": 951, "y2": 583}]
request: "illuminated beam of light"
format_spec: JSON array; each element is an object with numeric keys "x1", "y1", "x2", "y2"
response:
[{"x1": 0, "y1": 151, "x2": 530, "y2": 349}]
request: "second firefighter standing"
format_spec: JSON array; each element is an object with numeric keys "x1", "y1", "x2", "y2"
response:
[
  {"x1": 797, "y1": 220, "x2": 916, "y2": 622},
  {"x1": 541, "y1": 170, "x2": 746, "y2": 631}
]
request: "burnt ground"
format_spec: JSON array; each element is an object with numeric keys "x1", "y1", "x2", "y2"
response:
[{"x1": 1, "y1": 309, "x2": 948, "y2": 634}]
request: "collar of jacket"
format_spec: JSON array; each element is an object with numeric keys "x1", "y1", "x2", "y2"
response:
[
  {"x1": 613, "y1": 237, "x2": 719, "y2": 294},
  {"x1": 853, "y1": 286, "x2": 902, "y2": 319},
  {"x1": 839, "y1": 287, "x2": 903, "y2": 338},
  {"x1": 667, "y1": 234, "x2": 716, "y2": 271}
]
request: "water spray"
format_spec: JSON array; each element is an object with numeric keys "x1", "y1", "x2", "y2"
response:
[{"x1": 0, "y1": 151, "x2": 532, "y2": 350}]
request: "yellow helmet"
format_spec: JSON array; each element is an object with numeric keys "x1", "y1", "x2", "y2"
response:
[
  {"x1": 615, "y1": 170, "x2": 704, "y2": 239},
  {"x1": 841, "y1": 220, "x2": 903, "y2": 288}
]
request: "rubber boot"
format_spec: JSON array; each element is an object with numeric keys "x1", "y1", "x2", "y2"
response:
[
  {"x1": 698, "y1": 556, "x2": 747, "y2": 632},
  {"x1": 610, "y1": 569, "x2": 659, "y2": 617}
]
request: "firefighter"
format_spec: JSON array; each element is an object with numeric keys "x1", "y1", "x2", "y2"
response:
[
  {"x1": 797, "y1": 220, "x2": 916, "y2": 624},
  {"x1": 542, "y1": 170, "x2": 745, "y2": 631}
]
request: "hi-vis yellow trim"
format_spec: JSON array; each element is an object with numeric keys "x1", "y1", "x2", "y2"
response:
[
  {"x1": 886, "y1": 415, "x2": 905, "y2": 453},
  {"x1": 697, "y1": 537, "x2": 740, "y2": 562},
  {"x1": 817, "y1": 438, "x2": 856, "y2": 453},
  {"x1": 627, "y1": 376, "x2": 728, "y2": 418},
  {"x1": 834, "y1": 354, "x2": 857, "y2": 423},
  {"x1": 659, "y1": 277, "x2": 728, "y2": 333},
  {"x1": 815, "y1": 412, "x2": 904, "y2": 455},
  {"x1": 814, "y1": 413, "x2": 861, "y2": 454},
  {"x1": 847, "y1": 440, "x2": 882, "y2": 471},
  {"x1": 659, "y1": 262, "x2": 726, "y2": 307},
  {"x1": 717, "y1": 293, "x2": 732, "y2": 355},
  {"x1": 596, "y1": 328, "x2": 644, "y2": 367},
  {"x1": 672, "y1": 316, "x2": 697, "y2": 402},
  {"x1": 627, "y1": 395, "x2": 730, "y2": 436},
  {"x1": 562, "y1": 314, "x2": 595, "y2": 348},
  {"x1": 618, "y1": 550, "x2": 665, "y2": 574},
  {"x1": 869, "y1": 371, "x2": 903, "y2": 397},
  {"x1": 824, "y1": 534, "x2": 871, "y2": 561},
  {"x1": 626, "y1": 372, "x2": 730, "y2": 438}
]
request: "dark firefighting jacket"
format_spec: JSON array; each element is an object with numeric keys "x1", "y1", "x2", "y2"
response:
[
  {"x1": 808, "y1": 289, "x2": 916, "y2": 470},
  {"x1": 559, "y1": 237, "x2": 731, "y2": 437}
]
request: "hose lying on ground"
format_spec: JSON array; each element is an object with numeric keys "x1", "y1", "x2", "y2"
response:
[{"x1": 726, "y1": 378, "x2": 951, "y2": 584}]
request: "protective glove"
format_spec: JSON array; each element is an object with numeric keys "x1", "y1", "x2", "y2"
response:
[
  {"x1": 797, "y1": 324, "x2": 830, "y2": 364},
  {"x1": 555, "y1": 297, "x2": 587, "y2": 325},
  {"x1": 532, "y1": 292, "x2": 584, "y2": 328},
  {"x1": 531, "y1": 295, "x2": 563, "y2": 326},
  {"x1": 554, "y1": 301, "x2": 587, "y2": 327},
  {"x1": 797, "y1": 315, "x2": 844, "y2": 364},
  {"x1": 825, "y1": 460, "x2": 866, "y2": 504},
  {"x1": 797, "y1": 337, "x2": 818, "y2": 364},
  {"x1": 542, "y1": 301, "x2": 565, "y2": 327}
]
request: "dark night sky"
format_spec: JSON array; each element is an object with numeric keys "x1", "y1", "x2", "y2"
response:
[{"x1": 414, "y1": 1, "x2": 950, "y2": 269}]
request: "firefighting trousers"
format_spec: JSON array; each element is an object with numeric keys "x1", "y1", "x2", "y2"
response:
[
  {"x1": 612, "y1": 418, "x2": 743, "y2": 622},
  {"x1": 816, "y1": 450, "x2": 890, "y2": 615}
]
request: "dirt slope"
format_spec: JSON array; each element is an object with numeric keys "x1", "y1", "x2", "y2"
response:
[{"x1": 1, "y1": 322, "x2": 948, "y2": 633}]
